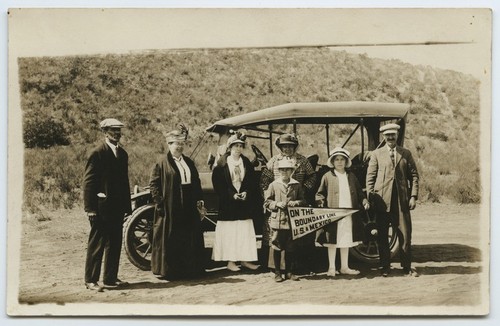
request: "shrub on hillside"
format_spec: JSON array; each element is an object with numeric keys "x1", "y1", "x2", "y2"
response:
[
  {"x1": 427, "y1": 131, "x2": 449, "y2": 142},
  {"x1": 453, "y1": 172, "x2": 481, "y2": 204},
  {"x1": 23, "y1": 146, "x2": 85, "y2": 215},
  {"x1": 23, "y1": 116, "x2": 70, "y2": 149}
]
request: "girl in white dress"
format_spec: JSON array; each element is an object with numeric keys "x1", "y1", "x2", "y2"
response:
[{"x1": 315, "y1": 147, "x2": 370, "y2": 277}]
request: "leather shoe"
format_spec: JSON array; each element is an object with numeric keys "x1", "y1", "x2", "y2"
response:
[
  {"x1": 326, "y1": 269, "x2": 338, "y2": 277},
  {"x1": 286, "y1": 273, "x2": 300, "y2": 281},
  {"x1": 380, "y1": 268, "x2": 390, "y2": 277},
  {"x1": 85, "y1": 282, "x2": 103, "y2": 292},
  {"x1": 241, "y1": 262, "x2": 260, "y2": 270},
  {"x1": 104, "y1": 278, "x2": 129, "y2": 287},
  {"x1": 227, "y1": 262, "x2": 240, "y2": 272},
  {"x1": 339, "y1": 268, "x2": 360, "y2": 275},
  {"x1": 404, "y1": 268, "x2": 419, "y2": 277},
  {"x1": 274, "y1": 273, "x2": 284, "y2": 282}
]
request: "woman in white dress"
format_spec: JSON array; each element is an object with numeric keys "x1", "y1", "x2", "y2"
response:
[
  {"x1": 315, "y1": 147, "x2": 370, "y2": 277},
  {"x1": 211, "y1": 132, "x2": 260, "y2": 271}
]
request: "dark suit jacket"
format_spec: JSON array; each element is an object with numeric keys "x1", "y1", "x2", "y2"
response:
[
  {"x1": 83, "y1": 141, "x2": 132, "y2": 220},
  {"x1": 211, "y1": 153, "x2": 260, "y2": 221}
]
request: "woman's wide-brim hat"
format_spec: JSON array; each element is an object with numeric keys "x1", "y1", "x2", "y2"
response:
[
  {"x1": 166, "y1": 124, "x2": 189, "y2": 143},
  {"x1": 226, "y1": 131, "x2": 247, "y2": 148},
  {"x1": 275, "y1": 133, "x2": 299, "y2": 148},
  {"x1": 327, "y1": 147, "x2": 352, "y2": 168}
]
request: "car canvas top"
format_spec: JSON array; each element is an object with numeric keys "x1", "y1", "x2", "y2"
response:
[{"x1": 206, "y1": 101, "x2": 409, "y2": 134}]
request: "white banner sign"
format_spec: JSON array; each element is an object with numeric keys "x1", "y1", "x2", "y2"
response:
[{"x1": 288, "y1": 207, "x2": 359, "y2": 240}]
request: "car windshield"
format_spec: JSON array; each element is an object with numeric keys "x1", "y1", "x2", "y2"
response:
[{"x1": 191, "y1": 102, "x2": 408, "y2": 172}]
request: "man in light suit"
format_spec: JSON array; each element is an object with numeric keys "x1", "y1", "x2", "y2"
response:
[
  {"x1": 366, "y1": 123, "x2": 419, "y2": 277},
  {"x1": 83, "y1": 118, "x2": 132, "y2": 291}
]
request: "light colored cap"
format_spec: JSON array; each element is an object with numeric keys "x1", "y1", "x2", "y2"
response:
[
  {"x1": 380, "y1": 123, "x2": 400, "y2": 135},
  {"x1": 100, "y1": 118, "x2": 124, "y2": 129},
  {"x1": 277, "y1": 157, "x2": 296, "y2": 170},
  {"x1": 327, "y1": 147, "x2": 352, "y2": 168}
]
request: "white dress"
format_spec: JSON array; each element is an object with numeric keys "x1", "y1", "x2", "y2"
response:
[
  {"x1": 334, "y1": 170, "x2": 361, "y2": 248},
  {"x1": 212, "y1": 156, "x2": 258, "y2": 262}
]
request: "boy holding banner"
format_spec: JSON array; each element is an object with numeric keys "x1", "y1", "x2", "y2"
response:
[
  {"x1": 315, "y1": 147, "x2": 370, "y2": 277},
  {"x1": 264, "y1": 158, "x2": 306, "y2": 282}
]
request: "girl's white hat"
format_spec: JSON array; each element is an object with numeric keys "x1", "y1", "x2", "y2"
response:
[
  {"x1": 277, "y1": 157, "x2": 296, "y2": 170},
  {"x1": 327, "y1": 147, "x2": 352, "y2": 168}
]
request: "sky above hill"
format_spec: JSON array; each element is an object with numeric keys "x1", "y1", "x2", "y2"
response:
[{"x1": 8, "y1": 9, "x2": 490, "y2": 80}]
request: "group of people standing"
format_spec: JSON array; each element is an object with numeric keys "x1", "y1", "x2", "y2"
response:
[{"x1": 82, "y1": 118, "x2": 419, "y2": 291}]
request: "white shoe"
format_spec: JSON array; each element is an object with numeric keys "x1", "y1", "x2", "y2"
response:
[
  {"x1": 227, "y1": 262, "x2": 240, "y2": 272},
  {"x1": 241, "y1": 262, "x2": 260, "y2": 270},
  {"x1": 326, "y1": 269, "x2": 337, "y2": 277},
  {"x1": 339, "y1": 268, "x2": 360, "y2": 275}
]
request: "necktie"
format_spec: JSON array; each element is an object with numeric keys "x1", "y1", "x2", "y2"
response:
[
  {"x1": 177, "y1": 159, "x2": 187, "y2": 183},
  {"x1": 234, "y1": 164, "x2": 241, "y2": 182},
  {"x1": 389, "y1": 149, "x2": 395, "y2": 167},
  {"x1": 115, "y1": 145, "x2": 120, "y2": 159}
]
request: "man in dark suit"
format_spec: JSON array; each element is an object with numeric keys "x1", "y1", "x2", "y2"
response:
[
  {"x1": 366, "y1": 123, "x2": 419, "y2": 277},
  {"x1": 83, "y1": 118, "x2": 132, "y2": 291}
]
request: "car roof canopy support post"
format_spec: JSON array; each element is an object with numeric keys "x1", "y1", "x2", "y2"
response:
[
  {"x1": 269, "y1": 123, "x2": 273, "y2": 157},
  {"x1": 189, "y1": 130, "x2": 207, "y2": 160},
  {"x1": 360, "y1": 118, "x2": 365, "y2": 159},
  {"x1": 325, "y1": 124, "x2": 330, "y2": 157},
  {"x1": 342, "y1": 123, "x2": 361, "y2": 148}
]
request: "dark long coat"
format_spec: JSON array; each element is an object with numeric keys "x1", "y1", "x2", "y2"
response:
[
  {"x1": 149, "y1": 152, "x2": 204, "y2": 279},
  {"x1": 315, "y1": 170, "x2": 366, "y2": 244},
  {"x1": 211, "y1": 153, "x2": 260, "y2": 222}
]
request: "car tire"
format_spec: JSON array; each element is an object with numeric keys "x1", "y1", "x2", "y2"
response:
[
  {"x1": 123, "y1": 204, "x2": 154, "y2": 271},
  {"x1": 350, "y1": 210, "x2": 400, "y2": 264}
]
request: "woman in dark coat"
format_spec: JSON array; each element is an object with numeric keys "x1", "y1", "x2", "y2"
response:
[
  {"x1": 211, "y1": 132, "x2": 260, "y2": 271},
  {"x1": 316, "y1": 147, "x2": 370, "y2": 277},
  {"x1": 149, "y1": 125, "x2": 205, "y2": 280}
]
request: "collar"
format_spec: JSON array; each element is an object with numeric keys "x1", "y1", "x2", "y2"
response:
[
  {"x1": 277, "y1": 153, "x2": 296, "y2": 160},
  {"x1": 227, "y1": 155, "x2": 242, "y2": 165},
  {"x1": 276, "y1": 177, "x2": 299, "y2": 186},
  {"x1": 105, "y1": 139, "x2": 118, "y2": 151},
  {"x1": 172, "y1": 155, "x2": 184, "y2": 162},
  {"x1": 386, "y1": 145, "x2": 397, "y2": 152},
  {"x1": 333, "y1": 169, "x2": 347, "y2": 176}
]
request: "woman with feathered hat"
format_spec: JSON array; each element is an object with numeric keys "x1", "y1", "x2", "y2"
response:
[{"x1": 149, "y1": 124, "x2": 205, "y2": 280}]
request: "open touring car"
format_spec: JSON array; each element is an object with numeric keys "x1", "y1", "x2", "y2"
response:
[{"x1": 123, "y1": 101, "x2": 409, "y2": 271}]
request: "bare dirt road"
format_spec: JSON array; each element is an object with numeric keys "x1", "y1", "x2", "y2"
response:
[{"x1": 12, "y1": 203, "x2": 487, "y2": 315}]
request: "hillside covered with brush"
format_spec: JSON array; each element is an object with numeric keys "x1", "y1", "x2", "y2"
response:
[{"x1": 18, "y1": 48, "x2": 481, "y2": 217}]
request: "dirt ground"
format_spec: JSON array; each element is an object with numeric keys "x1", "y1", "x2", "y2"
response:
[{"x1": 12, "y1": 202, "x2": 487, "y2": 315}]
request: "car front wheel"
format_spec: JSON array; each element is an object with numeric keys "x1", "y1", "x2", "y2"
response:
[{"x1": 123, "y1": 204, "x2": 154, "y2": 271}]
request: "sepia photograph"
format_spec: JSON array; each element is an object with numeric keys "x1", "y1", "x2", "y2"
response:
[{"x1": 5, "y1": 4, "x2": 494, "y2": 319}]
